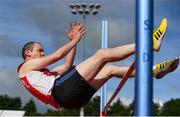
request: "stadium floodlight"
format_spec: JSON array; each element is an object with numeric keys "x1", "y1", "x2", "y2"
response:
[
  {"x1": 71, "y1": 9, "x2": 77, "y2": 14},
  {"x1": 69, "y1": 3, "x2": 75, "y2": 9},
  {"x1": 81, "y1": 2, "x2": 87, "y2": 8},
  {"x1": 89, "y1": 3, "x2": 95, "y2": 9},
  {"x1": 78, "y1": 8, "x2": 84, "y2": 15},
  {"x1": 92, "y1": 9, "x2": 98, "y2": 15},
  {"x1": 95, "y1": 3, "x2": 101, "y2": 9},
  {"x1": 84, "y1": 8, "x2": 90, "y2": 15},
  {"x1": 69, "y1": 2, "x2": 100, "y2": 17},
  {"x1": 75, "y1": 3, "x2": 81, "y2": 9}
]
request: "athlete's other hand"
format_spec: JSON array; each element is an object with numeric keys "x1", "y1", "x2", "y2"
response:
[{"x1": 66, "y1": 21, "x2": 86, "y2": 43}]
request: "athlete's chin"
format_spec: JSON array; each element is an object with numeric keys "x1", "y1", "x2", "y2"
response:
[{"x1": 34, "y1": 56, "x2": 44, "y2": 58}]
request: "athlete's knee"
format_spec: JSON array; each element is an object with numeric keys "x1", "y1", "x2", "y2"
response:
[
  {"x1": 95, "y1": 49, "x2": 110, "y2": 61},
  {"x1": 106, "y1": 65, "x2": 116, "y2": 77}
]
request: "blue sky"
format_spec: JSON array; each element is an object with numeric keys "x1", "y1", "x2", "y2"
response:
[{"x1": 0, "y1": 0, "x2": 180, "y2": 113}]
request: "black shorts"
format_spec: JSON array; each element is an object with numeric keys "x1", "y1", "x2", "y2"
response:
[{"x1": 52, "y1": 66, "x2": 97, "y2": 109}]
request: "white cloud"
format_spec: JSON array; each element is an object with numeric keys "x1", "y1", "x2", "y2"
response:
[{"x1": 120, "y1": 96, "x2": 133, "y2": 106}]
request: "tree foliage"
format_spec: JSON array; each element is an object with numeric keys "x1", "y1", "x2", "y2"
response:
[
  {"x1": 159, "y1": 98, "x2": 180, "y2": 116},
  {"x1": 107, "y1": 99, "x2": 130, "y2": 116},
  {"x1": 153, "y1": 102, "x2": 160, "y2": 116},
  {"x1": 127, "y1": 100, "x2": 160, "y2": 116},
  {"x1": 23, "y1": 98, "x2": 38, "y2": 116},
  {"x1": 1, "y1": 94, "x2": 180, "y2": 116},
  {"x1": 0, "y1": 95, "x2": 21, "y2": 110},
  {"x1": 44, "y1": 108, "x2": 80, "y2": 116},
  {"x1": 84, "y1": 96, "x2": 100, "y2": 116}
]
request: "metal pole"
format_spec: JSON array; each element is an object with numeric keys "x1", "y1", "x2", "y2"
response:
[
  {"x1": 80, "y1": 14, "x2": 86, "y2": 117},
  {"x1": 100, "y1": 20, "x2": 108, "y2": 116},
  {"x1": 135, "y1": 0, "x2": 153, "y2": 116},
  {"x1": 82, "y1": 15, "x2": 86, "y2": 60}
]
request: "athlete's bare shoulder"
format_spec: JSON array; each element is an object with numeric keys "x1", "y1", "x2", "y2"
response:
[{"x1": 18, "y1": 60, "x2": 34, "y2": 77}]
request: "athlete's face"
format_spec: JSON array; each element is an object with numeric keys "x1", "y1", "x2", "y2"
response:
[{"x1": 30, "y1": 43, "x2": 45, "y2": 58}]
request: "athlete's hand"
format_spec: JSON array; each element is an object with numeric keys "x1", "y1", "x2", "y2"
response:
[
  {"x1": 66, "y1": 22, "x2": 73, "y2": 41},
  {"x1": 66, "y1": 21, "x2": 86, "y2": 43}
]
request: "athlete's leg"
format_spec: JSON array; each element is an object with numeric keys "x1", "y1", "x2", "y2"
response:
[
  {"x1": 90, "y1": 57, "x2": 179, "y2": 90},
  {"x1": 89, "y1": 64, "x2": 135, "y2": 90},
  {"x1": 76, "y1": 18, "x2": 167, "y2": 85},
  {"x1": 76, "y1": 43, "x2": 135, "y2": 83},
  {"x1": 89, "y1": 58, "x2": 180, "y2": 90}
]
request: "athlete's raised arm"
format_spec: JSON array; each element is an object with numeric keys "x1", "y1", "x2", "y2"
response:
[
  {"x1": 51, "y1": 22, "x2": 84, "y2": 74},
  {"x1": 21, "y1": 22, "x2": 85, "y2": 72}
]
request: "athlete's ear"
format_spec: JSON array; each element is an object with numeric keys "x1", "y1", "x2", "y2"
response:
[{"x1": 25, "y1": 50, "x2": 32, "y2": 58}]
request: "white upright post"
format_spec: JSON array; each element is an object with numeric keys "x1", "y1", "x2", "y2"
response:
[{"x1": 100, "y1": 20, "x2": 108, "y2": 116}]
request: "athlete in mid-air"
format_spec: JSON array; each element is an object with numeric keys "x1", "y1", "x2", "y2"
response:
[{"x1": 17, "y1": 19, "x2": 179, "y2": 109}]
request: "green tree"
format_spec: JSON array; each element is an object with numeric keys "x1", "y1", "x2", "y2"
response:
[
  {"x1": 45, "y1": 96, "x2": 100, "y2": 116},
  {"x1": 0, "y1": 95, "x2": 21, "y2": 110},
  {"x1": 127, "y1": 100, "x2": 134, "y2": 116},
  {"x1": 107, "y1": 99, "x2": 130, "y2": 116},
  {"x1": 23, "y1": 98, "x2": 38, "y2": 116},
  {"x1": 127, "y1": 100, "x2": 160, "y2": 116},
  {"x1": 44, "y1": 108, "x2": 80, "y2": 116},
  {"x1": 160, "y1": 98, "x2": 180, "y2": 116},
  {"x1": 84, "y1": 96, "x2": 100, "y2": 116},
  {"x1": 153, "y1": 102, "x2": 160, "y2": 116}
]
